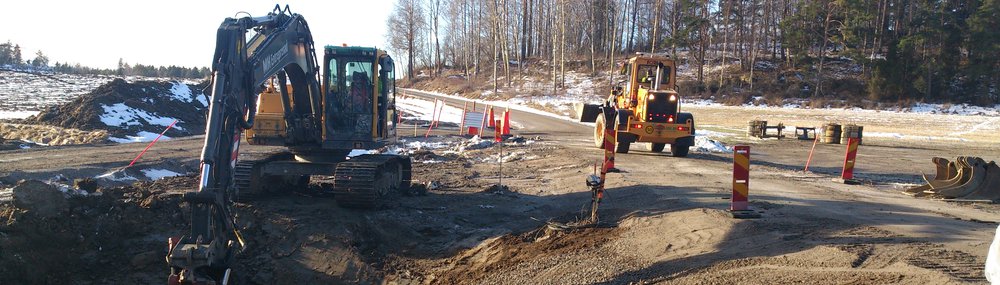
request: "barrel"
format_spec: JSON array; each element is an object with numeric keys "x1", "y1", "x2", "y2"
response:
[
  {"x1": 840, "y1": 124, "x2": 863, "y2": 145},
  {"x1": 747, "y1": 120, "x2": 767, "y2": 138},
  {"x1": 821, "y1": 123, "x2": 841, "y2": 144}
]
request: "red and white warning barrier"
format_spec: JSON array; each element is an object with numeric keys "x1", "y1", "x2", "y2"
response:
[
  {"x1": 730, "y1": 145, "x2": 760, "y2": 218},
  {"x1": 839, "y1": 137, "x2": 860, "y2": 184},
  {"x1": 731, "y1": 145, "x2": 750, "y2": 211}
]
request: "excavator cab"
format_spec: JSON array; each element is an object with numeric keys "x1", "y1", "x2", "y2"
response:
[
  {"x1": 246, "y1": 45, "x2": 398, "y2": 152},
  {"x1": 321, "y1": 45, "x2": 396, "y2": 150}
]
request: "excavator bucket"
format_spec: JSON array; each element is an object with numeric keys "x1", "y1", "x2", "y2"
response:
[
  {"x1": 903, "y1": 156, "x2": 1000, "y2": 202},
  {"x1": 904, "y1": 157, "x2": 952, "y2": 196},
  {"x1": 927, "y1": 157, "x2": 987, "y2": 199},
  {"x1": 924, "y1": 157, "x2": 970, "y2": 191},
  {"x1": 956, "y1": 162, "x2": 1000, "y2": 201},
  {"x1": 929, "y1": 157, "x2": 953, "y2": 181}
]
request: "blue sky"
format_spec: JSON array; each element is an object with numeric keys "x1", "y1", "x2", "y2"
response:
[{"x1": 1, "y1": 0, "x2": 394, "y2": 69}]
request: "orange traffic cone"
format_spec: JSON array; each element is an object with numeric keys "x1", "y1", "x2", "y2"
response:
[
  {"x1": 487, "y1": 107, "x2": 496, "y2": 128},
  {"x1": 501, "y1": 108, "x2": 511, "y2": 136}
]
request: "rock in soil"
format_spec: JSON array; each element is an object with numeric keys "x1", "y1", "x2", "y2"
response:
[
  {"x1": 11, "y1": 179, "x2": 67, "y2": 217},
  {"x1": 74, "y1": 178, "x2": 99, "y2": 193}
]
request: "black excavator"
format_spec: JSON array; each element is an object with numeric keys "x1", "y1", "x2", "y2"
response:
[{"x1": 166, "y1": 5, "x2": 410, "y2": 284}]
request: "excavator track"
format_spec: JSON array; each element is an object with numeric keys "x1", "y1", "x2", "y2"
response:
[
  {"x1": 331, "y1": 154, "x2": 411, "y2": 208},
  {"x1": 232, "y1": 151, "x2": 294, "y2": 202}
]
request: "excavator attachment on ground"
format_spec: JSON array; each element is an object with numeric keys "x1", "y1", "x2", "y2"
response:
[{"x1": 903, "y1": 156, "x2": 1000, "y2": 202}]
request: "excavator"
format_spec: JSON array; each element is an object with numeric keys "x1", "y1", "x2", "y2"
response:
[{"x1": 166, "y1": 5, "x2": 410, "y2": 284}]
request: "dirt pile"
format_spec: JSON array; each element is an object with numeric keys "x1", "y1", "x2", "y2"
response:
[
  {"x1": 0, "y1": 122, "x2": 108, "y2": 145},
  {"x1": 25, "y1": 78, "x2": 209, "y2": 139},
  {"x1": 0, "y1": 176, "x2": 194, "y2": 284}
]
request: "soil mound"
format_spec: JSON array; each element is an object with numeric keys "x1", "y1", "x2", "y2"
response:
[
  {"x1": 26, "y1": 78, "x2": 209, "y2": 139},
  {"x1": 0, "y1": 175, "x2": 195, "y2": 284}
]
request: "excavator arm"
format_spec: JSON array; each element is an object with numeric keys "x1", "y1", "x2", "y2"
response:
[{"x1": 167, "y1": 5, "x2": 322, "y2": 284}]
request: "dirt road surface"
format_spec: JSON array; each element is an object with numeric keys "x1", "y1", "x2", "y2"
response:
[{"x1": 0, "y1": 88, "x2": 997, "y2": 284}]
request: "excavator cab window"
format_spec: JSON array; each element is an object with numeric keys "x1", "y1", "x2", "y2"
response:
[
  {"x1": 326, "y1": 58, "x2": 375, "y2": 138},
  {"x1": 328, "y1": 58, "x2": 339, "y2": 94}
]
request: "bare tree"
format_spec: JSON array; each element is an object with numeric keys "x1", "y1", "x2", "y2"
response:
[{"x1": 386, "y1": 0, "x2": 426, "y2": 79}]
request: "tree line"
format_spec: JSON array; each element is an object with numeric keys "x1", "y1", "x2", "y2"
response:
[
  {"x1": 0, "y1": 41, "x2": 49, "y2": 67},
  {"x1": 0, "y1": 40, "x2": 209, "y2": 79},
  {"x1": 387, "y1": 0, "x2": 998, "y2": 105}
]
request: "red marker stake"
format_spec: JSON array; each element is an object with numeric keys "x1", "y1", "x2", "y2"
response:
[{"x1": 127, "y1": 119, "x2": 178, "y2": 168}]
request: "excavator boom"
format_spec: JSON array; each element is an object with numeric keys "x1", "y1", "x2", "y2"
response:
[{"x1": 167, "y1": 5, "x2": 323, "y2": 284}]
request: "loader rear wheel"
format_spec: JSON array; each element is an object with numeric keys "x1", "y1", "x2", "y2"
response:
[
  {"x1": 650, "y1": 143, "x2": 666, "y2": 153},
  {"x1": 594, "y1": 112, "x2": 607, "y2": 149},
  {"x1": 670, "y1": 138, "x2": 691, "y2": 157}
]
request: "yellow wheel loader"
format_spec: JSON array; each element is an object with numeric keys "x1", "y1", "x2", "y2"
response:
[{"x1": 578, "y1": 53, "x2": 694, "y2": 156}]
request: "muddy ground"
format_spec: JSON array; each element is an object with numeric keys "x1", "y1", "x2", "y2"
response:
[{"x1": 1, "y1": 89, "x2": 999, "y2": 284}]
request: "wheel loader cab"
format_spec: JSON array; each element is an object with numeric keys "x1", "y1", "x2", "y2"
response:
[{"x1": 321, "y1": 45, "x2": 396, "y2": 150}]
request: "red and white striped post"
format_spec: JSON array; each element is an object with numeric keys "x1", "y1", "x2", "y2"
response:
[
  {"x1": 589, "y1": 111, "x2": 619, "y2": 223},
  {"x1": 838, "y1": 137, "x2": 861, "y2": 184},
  {"x1": 602, "y1": 117, "x2": 618, "y2": 172},
  {"x1": 731, "y1": 145, "x2": 750, "y2": 211},
  {"x1": 458, "y1": 101, "x2": 468, "y2": 135},
  {"x1": 494, "y1": 120, "x2": 502, "y2": 142},
  {"x1": 479, "y1": 105, "x2": 490, "y2": 137}
]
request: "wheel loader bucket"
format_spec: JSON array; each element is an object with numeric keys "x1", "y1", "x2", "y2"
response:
[
  {"x1": 577, "y1": 103, "x2": 601, "y2": 123},
  {"x1": 929, "y1": 157, "x2": 988, "y2": 199},
  {"x1": 925, "y1": 157, "x2": 969, "y2": 190},
  {"x1": 929, "y1": 157, "x2": 953, "y2": 181},
  {"x1": 957, "y1": 162, "x2": 1000, "y2": 201},
  {"x1": 903, "y1": 156, "x2": 1000, "y2": 202},
  {"x1": 905, "y1": 157, "x2": 952, "y2": 196}
]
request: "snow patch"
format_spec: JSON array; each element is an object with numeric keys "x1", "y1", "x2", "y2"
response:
[
  {"x1": 99, "y1": 103, "x2": 184, "y2": 130},
  {"x1": 0, "y1": 110, "x2": 39, "y2": 119},
  {"x1": 348, "y1": 149, "x2": 376, "y2": 157},
  {"x1": 395, "y1": 96, "x2": 464, "y2": 123},
  {"x1": 109, "y1": 131, "x2": 170, "y2": 143},
  {"x1": 95, "y1": 170, "x2": 139, "y2": 182},
  {"x1": 142, "y1": 168, "x2": 183, "y2": 180},
  {"x1": 694, "y1": 136, "x2": 732, "y2": 153},
  {"x1": 169, "y1": 81, "x2": 194, "y2": 103}
]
